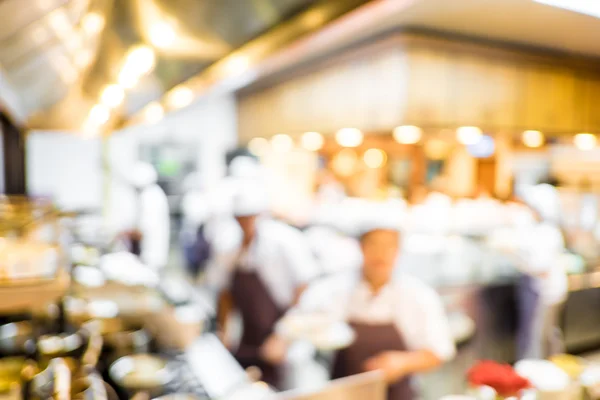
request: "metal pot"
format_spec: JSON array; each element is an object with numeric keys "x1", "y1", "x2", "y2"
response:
[
  {"x1": 0, "y1": 357, "x2": 27, "y2": 393},
  {"x1": 153, "y1": 395, "x2": 201, "y2": 400},
  {"x1": 109, "y1": 354, "x2": 173, "y2": 398},
  {"x1": 0, "y1": 321, "x2": 33, "y2": 355}
]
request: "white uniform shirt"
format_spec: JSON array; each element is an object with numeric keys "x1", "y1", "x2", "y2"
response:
[
  {"x1": 516, "y1": 222, "x2": 568, "y2": 305},
  {"x1": 204, "y1": 219, "x2": 321, "y2": 309},
  {"x1": 139, "y1": 183, "x2": 170, "y2": 270},
  {"x1": 294, "y1": 272, "x2": 456, "y2": 362}
]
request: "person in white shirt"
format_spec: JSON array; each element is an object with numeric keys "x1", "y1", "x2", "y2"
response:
[
  {"x1": 202, "y1": 183, "x2": 320, "y2": 388},
  {"x1": 119, "y1": 162, "x2": 170, "y2": 271},
  {"x1": 263, "y1": 203, "x2": 456, "y2": 400},
  {"x1": 516, "y1": 183, "x2": 568, "y2": 360}
]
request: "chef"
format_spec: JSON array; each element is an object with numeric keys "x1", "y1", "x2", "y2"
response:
[
  {"x1": 516, "y1": 183, "x2": 568, "y2": 359},
  {"x1": 268, "y1": 202, "x2": 456, "y2": 399},
  {"x1": 202, "y1": 183, "x2": 320, "y2": 388}
]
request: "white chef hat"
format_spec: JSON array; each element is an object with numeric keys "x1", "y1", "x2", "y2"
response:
[
  {"x1": 129, "y1": 162, "x2": 158, "y2": 188},
  {"x1": 232, "y1": 182, "x2": 269, "y2": 217},
  {"x1": 523, "y1": 183, "x2": 561, "y2": 223},
  {"x1": 356, "y1": 200, "x2": 405, "y2": 237},
  {"x1": 229, "y1": 156, "x2": 262, "y2": 179}
]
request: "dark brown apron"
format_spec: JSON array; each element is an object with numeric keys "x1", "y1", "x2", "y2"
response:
[
  {"x1": 230, "y1": 267, "x2": 285, "y2": 389},
  {"x1": 332, "y1": 322, "x2": 415, "y2": 400}
]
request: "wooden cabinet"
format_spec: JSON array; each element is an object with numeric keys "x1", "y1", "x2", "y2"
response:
[
  {"x1": 238, "y1": 34, "x2": 600, "y2": 138},
  {"x1": 482, "y1": 62, "x2": 520, "y2": 129},
  {"x1": 584, "y1": 76, "x2": 600, "y2": 133},
  {"x1": 518, "y1": 64, "x2": 580, "y2": 132},
  {"x1": 451, "y1": 54, "x2": 489, "y2": 127},
  {"x1": 371, "y1": 50, "x2": 406, "y2": 131},
  {"x1": 403, "y1": 46, "x2": 453, "y2": 126}
]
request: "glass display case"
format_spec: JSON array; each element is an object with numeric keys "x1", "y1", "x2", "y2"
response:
[{"x1": 0, "y1": 196, "x2": 69, "y2": 313}]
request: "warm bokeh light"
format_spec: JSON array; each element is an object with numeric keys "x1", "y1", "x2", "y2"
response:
[
  {"x1": 100, "y1": 84, "x2": 125, "y2": 108},
  {"x1": 88, "y1": 104, "x2": 110, "y2": 125},
  {"x1": 522, "y1": 130, "x2": 545, "y2": 148},
  {"x1": 363, "y1": 148, "x2": 387, "y2": 168},
  {"x1": 223, "y1": 55, "x2": 250, "y2": 76},
  {"x1": 248, "y1": 137, "x2": 269, "y2": 156},
  {"x1": 271, "y1": 134, "x2": 293, "y2": 152},
  {"x1": 118, "y1": 46, "x2": 156, "y2": 89},
  {"x1": 456, "y1": 126, "x2": 483, "y2": 145},
  {"x1": 332, "y1": 149, "x2": 358, "y2": 176},
  {"x1": 118, "y1": 69, "x2": 139, "y2": 89},
  {"x1": 149, "y1": 21, "x2": 176, "y2": 48},
  {"x1": 335, "y1": 128, "x2": 363, "y2": 148},
  {"x1": 574, "y1": 133, "x2": 597, "y2": 151},
  {"x1": 166, "y1": 87, "x2": 194, "y2": 109},
  {"x1": 144, "y1": 103, "x2": 164, "y2": 124},
  {"x1": 81, "y1": 12, "x2": 105, "y2": 35},
  {"x1": 424, "y1": 139, "x2": 450, "y2": 160},
  {"x1": 393, "y1": 125, "x2": 422, "y2": 144},
  {"x1": 301, "y1": 131, "x2": 324, "y2": 151}
]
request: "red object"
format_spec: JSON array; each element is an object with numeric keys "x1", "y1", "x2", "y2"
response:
[{"x1": 467, "y1": 360, "x2": 531, "y2": 397}]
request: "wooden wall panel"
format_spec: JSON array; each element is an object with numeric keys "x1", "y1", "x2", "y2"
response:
[{"x1": 237, "y1": 34, "x2": 600, "y2": 142}]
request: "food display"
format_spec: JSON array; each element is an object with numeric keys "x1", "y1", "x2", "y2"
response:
[
  {"x1": 549, "y1": 354, "x2": 586, "y2": 380},
  {"x1": 467, "y1": 360, "x2": 531, "y2": 397}
]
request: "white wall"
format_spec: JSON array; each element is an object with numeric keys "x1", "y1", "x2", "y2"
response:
[
  {"x1": 106, "y1": 94, "x2": 238, "y2": 232},
  {"x1": 25, "y1": 93, "x2": 238, "y2": 234},
  {"x1": 26, "y1": 132, "x2": 103, "y2": 210},
  {"x1": 110, "y1": 94, "x2": 238, "y2": 188}
]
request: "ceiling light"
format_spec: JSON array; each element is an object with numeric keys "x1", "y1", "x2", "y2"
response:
[
  {"x1": 88, "y1": 104, "x2": 110, "y2": 125},
  {"x1": 124, "y1": 45, "x2": 156, "y2": 76},
  {"x1": 248, "y1": 137, "x2": 270, "y2": 157},
  {"x1": 335, "y1": 128, "x2": 363, "y2": 148},
  {"x1": 574, "y1": 133, "x2": 597, "y2": 151},
  {"x1": 149, "y1": 21, "x2": 176, "y2": 48},
  {"x1": 456, "y1": 126, "x2": 483, "y2": 145},
  {"x1": 522, "y1": 130, "x2": 545, "y2": 148},
  {"x1": 393, "y1": 125, "x2": 422, "y2": 144},
  {"x1": 166, "y1": 87, "x2": 194, "y2": 109},
  {"x1": 301, "y1": 132, "x2": 324, "y2": 152},
  {"x1": 100, "y1": 84, "x2": 125, "y2": 108},
  {"x1": 74, "y1": 50, "x2": 94, "y2": 69},
  {"x1": 332, "y1": 149, "x2": 358, "y2": 177},
  {"x1": 271, "y1": 134, "x2": 293, "y2": 152},
  {"x1": 223, "y1": 55, "x2": 250, "y2": 76},
  {"x1": 363, "y1": 148, "x2": 387, "y2": 168},
  {"x1": 118, "y1": 69, "x2": 140, "y2": 89},
  {"x1": 81, "y1": 12, "x2": 105, "y2": 35},
  {"x1": 144, "y1": 103, "x2": 164, "y2": 124},
  {"x1": 533, "y1": 0, "x2": 600, "y2": 19}
]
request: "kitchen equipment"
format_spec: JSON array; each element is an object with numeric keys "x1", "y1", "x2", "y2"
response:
[
  {"x1": 0, "y1": 357, "x2": 27, "y2": 393},
  {"x1": 109, "y1": 354, "x2": 173, "y2": 397},
  {"x1": 29, "y1": 358, "x2": 71, "y2": 400},
  {"x1": 0, "y1": 321, "x2": 33, "y2": 355},
  {"x1": 153, "y1": 395, "x2": 201, "y2": 400}
]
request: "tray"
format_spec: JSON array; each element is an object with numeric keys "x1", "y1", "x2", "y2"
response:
[{"x1": 0, "y1": 269, "x2": 70, "y2": 314}]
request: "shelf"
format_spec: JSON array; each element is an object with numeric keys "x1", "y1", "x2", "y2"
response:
[{"x1": 0, "y1": 269, "x2": 70, "y2": 314}]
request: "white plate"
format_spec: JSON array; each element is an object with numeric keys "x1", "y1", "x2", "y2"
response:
[{"x1": 276, "y1": 313, "x2": 355, "y2": 350}]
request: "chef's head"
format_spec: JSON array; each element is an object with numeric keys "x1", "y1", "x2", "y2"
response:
[
  {"x1": 233, "y1": 182, "x2": 268, "y2": 238},
  {"x1": 357, "y1": 206, "x2": 403, "y2": 288},
  {"x1": 129, "y1": 162, "x2": 158, "y2": 189}
]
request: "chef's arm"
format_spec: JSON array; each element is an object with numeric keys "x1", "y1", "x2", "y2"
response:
[
  {"x1": 217, "y1": 290, "x2": 234, "y2": 346},
  {"x1": 364, "y1": 350, "x2": 442, "y2": 383},
  {"x1": 293, "y1": 284, "x2": 309, "y2": 305},
  {"x1": 389, "y1": 350, "x2": 442, "y2": 375}
]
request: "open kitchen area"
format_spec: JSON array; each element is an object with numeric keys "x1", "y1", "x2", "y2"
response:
[{"x1": 3, "y1": 0, "x2": 600, "y2": 399}]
